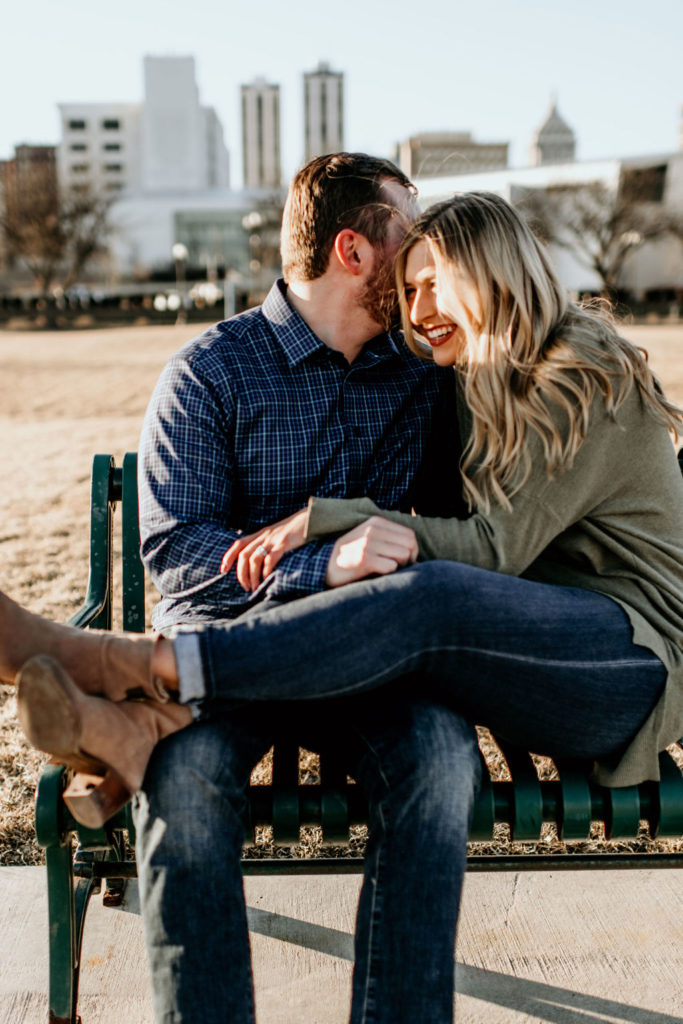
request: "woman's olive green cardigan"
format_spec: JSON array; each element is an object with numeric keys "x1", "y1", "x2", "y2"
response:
[{"x1": 305, "y1": 384, "x2": 683, "y2": 787}]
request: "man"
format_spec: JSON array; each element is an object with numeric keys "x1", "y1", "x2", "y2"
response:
[{"x1": 136, "y1": 153, "x2": 480, "y2": 1023}]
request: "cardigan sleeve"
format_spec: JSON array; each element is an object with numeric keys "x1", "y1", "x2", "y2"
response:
[
  {"x1": 305, "y1": 392, "x2": 640, "y2": 577},
  {"x1": 305, "y1": 483, "x2": 565, "y2": 577}
]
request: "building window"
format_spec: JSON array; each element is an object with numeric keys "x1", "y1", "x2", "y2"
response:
[
  {"x1": 106, "y1": 181, "x2": 124, "y2": 191},
  {"x1": 71, "y1": 163, "x2": 90, "y2": 173},
  {"x1": 70, "y1": 143, "x2": 87, "y2": 152},
  {"x1": 621, "y1": 164, "x2": 667, "y2": 204},
  {"x1": 68, "y1": 119, "x2": 87, "y2": 130},
  {"x1": 102, "y1": 118, "x2": 121, "y2": 131},
  {"x1": 103, "y1": 142, "x2": 122, "y2": 152},
  {"x1": 257, "y1": 94, "x2": 264, "y2": 185},
  {"x1": 103, "y1": 163, "x2": 123, "y2": 173}
]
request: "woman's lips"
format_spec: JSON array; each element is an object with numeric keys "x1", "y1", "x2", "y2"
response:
[{"x1": 419, "y1": 324, "x2": 458, "y2": 347}]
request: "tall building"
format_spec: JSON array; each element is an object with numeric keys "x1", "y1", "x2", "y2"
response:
[
  {"x1": 303, "y1": 61, "x2": 344, "y2": 161},
  {"x1": 4, "y1": 143, "x2": 57, "y2": 185},
  {"x1": 241, "y1": 77, "x2": 281, "y2": 189},
  {"x1": 397, "y1": 132, "x2": 508, "y2": 179},
  {"x1": 57, "y1": 102, "x2": 142, "y2": 197},
  {"x1": 57, "y1": 56, "x2": 230, "y2": 197},
  {"x1": 529, "y1": 99, "x2": 576, "y2": 166},
  {"x1": 0, "y1": 144, "x2": 58, "y2": 270},
  {"x1": 203, "y1": 106, "x2": 230, "y2": 189}
]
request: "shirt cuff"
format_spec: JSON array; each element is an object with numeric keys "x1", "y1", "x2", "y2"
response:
[
  {"x1": 265, "y1": 540, "x2": 336, "y2": 598},
  {"x1": 170, "y1": 628, "x2": 207, "y2": 713}
]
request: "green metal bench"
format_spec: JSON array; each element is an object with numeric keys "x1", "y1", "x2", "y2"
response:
[{"x1": 36, "y1": 451, "x2": 683, "y2": 1024}]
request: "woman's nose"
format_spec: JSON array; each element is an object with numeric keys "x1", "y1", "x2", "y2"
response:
[{"x1": 410, "y1": 289, "x2": 435, "y2": 325}]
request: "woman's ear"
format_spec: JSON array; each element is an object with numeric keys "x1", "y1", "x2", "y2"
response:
[{"x1": 333, "y1": 229, "x2": 370, "y2": 276}]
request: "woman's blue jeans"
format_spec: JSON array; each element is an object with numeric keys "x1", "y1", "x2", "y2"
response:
[
  {"x1": 191, "y1": 561, "x2": 665, "y2": 764},
  {"x1": 137, "y1": 562, "x2": 665, "y2": 1024}
]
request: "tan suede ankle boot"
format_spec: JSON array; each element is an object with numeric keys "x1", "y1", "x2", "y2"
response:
[
  {"x1": 16, "y1": 655, "x2": 192, "y2": 826},
  {"x1": 0, "y1": 589, "x2": 171, "y2": 701}
]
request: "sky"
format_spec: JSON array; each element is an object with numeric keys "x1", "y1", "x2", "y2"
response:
[{"x1": 3, "y1": 0, "x2": 681, "y2": 185}]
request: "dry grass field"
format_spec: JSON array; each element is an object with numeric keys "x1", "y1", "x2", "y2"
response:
[{"x1": 1, "y1": 320, "x2": 682, "y2": 865}]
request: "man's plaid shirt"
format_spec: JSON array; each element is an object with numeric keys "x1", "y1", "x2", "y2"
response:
[{"x1": 139, "y1": 280, "x2": 458, "y2": 630}]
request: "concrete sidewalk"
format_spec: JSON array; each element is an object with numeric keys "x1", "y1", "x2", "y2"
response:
[{"x1": 1, "y1": 865, "x2": 682, "y2": 1024}]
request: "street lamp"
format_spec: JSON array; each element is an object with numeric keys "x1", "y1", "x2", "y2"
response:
[
  {"x1": 171, "y1": 242, "x2": 189, "y2": 325},
  {"x1": 241, "y1": 212, "x2": 264, "y2": 304}
]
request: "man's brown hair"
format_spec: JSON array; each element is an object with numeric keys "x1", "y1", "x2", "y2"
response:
[{"x1": 281, "y1": 152, "x2": 413, "y2": 282}]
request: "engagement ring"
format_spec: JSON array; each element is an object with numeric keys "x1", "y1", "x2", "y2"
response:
[{"x1": 254, "y1": 545, "x2": 269, "y2": 557}]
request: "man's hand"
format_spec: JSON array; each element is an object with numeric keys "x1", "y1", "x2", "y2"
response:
[
  {"x1": 220, "y1": 508, "x2": 309, "y2": 591},
  {"x1": 325, "y1": 517, "x2": 418, "y2": 588}
]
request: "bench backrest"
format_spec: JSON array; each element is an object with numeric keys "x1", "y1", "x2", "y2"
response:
[
  {"x1": 69, "y1": 453, "x2": 145, "y2": 633},
  {"x1": 65, "y1": 450, "x2": 683, "y2": 849}
]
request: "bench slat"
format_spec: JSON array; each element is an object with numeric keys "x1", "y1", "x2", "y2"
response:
[
  {"x1": 495, "y1": 741, "x2": 544, "y2": 841},
  {"x1": 271, "y1": 740, "x2": 303, "y2": 844},
  {"x1": 122, "y1": 452, "x2": 145, "y2": 633},
  {"x1": 554, "y1": 762, "x2": 594, "y2": 840},
  {"x1": 651, "y1": 749, "x2": 683, "y2": 837},
  {"x1": 603, "y1": 783, "x2": 642, "y2": 839}
]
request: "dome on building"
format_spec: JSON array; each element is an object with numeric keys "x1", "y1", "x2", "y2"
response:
[
  {"x1": 537, "y1": 102, "x2": 573, "y2": 139},
  {"x1": 530, "y1": 99, "x2": 576, "y2": 166}
]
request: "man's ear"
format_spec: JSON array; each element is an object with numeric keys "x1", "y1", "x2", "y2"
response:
[{"x1": 333, "y1": 229, "x2": 372, "y2": 276}]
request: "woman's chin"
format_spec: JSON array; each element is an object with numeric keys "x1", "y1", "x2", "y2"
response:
[{"x1": 429, "y1": 341, "x2": 463, "y2": 367}]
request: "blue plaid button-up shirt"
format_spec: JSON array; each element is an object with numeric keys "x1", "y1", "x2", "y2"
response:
[{"x1": 139, "y1": 280, "x2": 458, "y2": 630}]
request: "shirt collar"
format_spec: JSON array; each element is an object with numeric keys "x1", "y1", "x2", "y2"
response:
[{"x1": 262, "y1": 279, "x2": 406, "y2": 368}]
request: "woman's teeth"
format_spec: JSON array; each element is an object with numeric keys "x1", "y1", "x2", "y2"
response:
[{"x1": 423, "y1": 325, "x2": 456, "y2": 344}]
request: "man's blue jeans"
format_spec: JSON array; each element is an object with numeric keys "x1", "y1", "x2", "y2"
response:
[{"x1": 134, "y1": 698, "x2": 481, "y2": 1024}]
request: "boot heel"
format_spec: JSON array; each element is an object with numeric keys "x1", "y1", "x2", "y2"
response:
[{"x1": 64, "y1": 770, "x2": 132, "y2": 828}]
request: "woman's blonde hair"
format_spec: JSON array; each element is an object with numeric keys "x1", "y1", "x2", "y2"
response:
[{"x1": 396, "y1": 191, "x2": 682, "y2": 512}]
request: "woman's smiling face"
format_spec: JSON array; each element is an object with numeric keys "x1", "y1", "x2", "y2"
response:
[{"x1": 403, "y1": 239, "x2": 481, "y2": 366}]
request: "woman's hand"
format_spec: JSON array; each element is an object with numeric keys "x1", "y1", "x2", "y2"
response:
[
  {"x1": 220, "y1": 508, "x2": 309, "y2": 591},
  {"x1": 325, "y1": 517, "x2": 419, "y2": 588}
]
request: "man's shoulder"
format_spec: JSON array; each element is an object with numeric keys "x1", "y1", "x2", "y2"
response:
[{"x1": 173, "y1": 306, "x2": 272, "y2": 370}]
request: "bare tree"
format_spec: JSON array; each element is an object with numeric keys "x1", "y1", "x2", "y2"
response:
[
  {"x1": 0, "y1": 162, "x2": 112, "y2": 323},
  {"x1": 517, "y1": 167, "x2": 683, "y2": 299}
]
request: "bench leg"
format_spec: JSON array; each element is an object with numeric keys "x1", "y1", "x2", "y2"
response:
[{"x1": 44, "y1": 839, "x2": 98, "y2": 1024}]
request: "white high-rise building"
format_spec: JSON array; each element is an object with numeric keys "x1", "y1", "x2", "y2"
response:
[
  {"x1": 303, "y1": 61, "x2": 344, "y2": 162},
  {"x1": 57, "y1": 56, "x2": 230, "y2": 197},
  {"x1": 203, "y1": 106, "x2": 230, "y2": 189},
  {"x1": 241, "y1": 77, "x2": 281, "y2": 189},
  {"x1": 141, "y1": 56, "x2": 205, "y2": 192},
  {"x1": 57, "y1": 103, "x2": 142, "y2": 198}
]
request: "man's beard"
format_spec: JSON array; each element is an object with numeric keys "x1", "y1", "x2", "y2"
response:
[{"x1": 360, "y1": 258, "x2": 400, "y2": 333}]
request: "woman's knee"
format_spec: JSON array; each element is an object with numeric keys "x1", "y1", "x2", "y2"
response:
[{"x1": 396, "y1": 560, "x2": 491, "y2": 635}]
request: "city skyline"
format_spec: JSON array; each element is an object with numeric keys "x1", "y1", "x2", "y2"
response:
[{"x1": 2, "y1": 0, "x2": 681, "y2": 185}]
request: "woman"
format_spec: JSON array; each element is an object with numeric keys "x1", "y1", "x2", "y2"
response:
[{"x1": 6, "y1": 191, "x2": 683, "y2": 826}]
